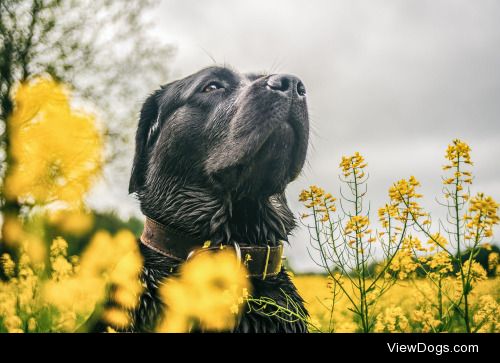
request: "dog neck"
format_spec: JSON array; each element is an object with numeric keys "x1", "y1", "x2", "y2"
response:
[{"x1": 137, "y1": 177, "x2": 296, "y2": 247}]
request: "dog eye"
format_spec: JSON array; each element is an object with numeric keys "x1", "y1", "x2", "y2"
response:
[{"x1": 202, "y1": 82, "x2": 224, "y2": 93}]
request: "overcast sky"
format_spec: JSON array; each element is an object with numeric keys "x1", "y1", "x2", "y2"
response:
[{"x1": 92, "y1": 0, "x2": 500, "y2": 272}]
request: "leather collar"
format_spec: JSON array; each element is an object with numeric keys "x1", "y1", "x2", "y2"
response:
[{"x1": 140, "y1": 217, "x2": 284, "y2": 279}]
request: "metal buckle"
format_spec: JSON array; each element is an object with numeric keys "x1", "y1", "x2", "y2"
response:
[
  {"x1": 232, "y1": 241, "x2": 242, "y2": 269},
  {"x1": 186, "y1": 250, "x2": 196, "y2": 261}
]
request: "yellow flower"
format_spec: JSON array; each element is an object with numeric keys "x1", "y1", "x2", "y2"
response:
[
  {"x1": 50, "y1": 237, "x2": 69, "y2": 258},
  {"x1": 42, "y1": 229, "x2": 142, "y2": 330},
  {"x1": 427, "y1": 251, "x2": 453, "y2": 279},
  {"x1": 374, "y1": 306, "x2": 409, "y2": 332},
  {"x1": 426, "y1": 233, "x2": 448, "y2": 250},
  {"x1": 4, "y1": 315, "x2": 23, "y2": 333},
  {"x1": 388, "y1": 236, "x2": 422, "y2": 279},
  {"x1": 158, "y1": 249, "x2": 250, "y2": 332},
  {"x1": 459, "y1": 261, "x2": 487, "y2": 285},
  {"x1": 412, "y1": 307, "x2": 441, "y2": 332},
  {"x1": 487, "y1": 252, "x2": 499, "y2": 272},
  {"x1": 465, "y1": 193, "x2": 499, "y2": 241},
  {"x1": 55, "y1": 310, "x2": 77, "y2": 332},
  {"x1": 378, "y1": 203, "x2": 398, "y2": 229},
  {"x1": 442, "y1": 140, "x2": 474, "y2": 194},
  {"x1": 473, "y1": 295, "x2": 500, "y2": 333},
  {"x1": 27, "y1": 317, "x2": 37, "y2": 332},
  {"x1": 299, "y1": 185, "x2": 336, "y2": 221},
  {"x1": 43, "y1": 276, "x2": 106, "y2": 314},
  {"x1": 388, "y1": 177, "x2": 426, "y2": 222},
  {"x1": 47, "y1": 209, "x2": 94, "y2": 236},
  {"x1": 1, "y1": 216, "x2": 25, "y2": 247},
  {"x1": 344, "y1": 215, "x2": 371, "y2": 245},
  {"x1": 339, "y1": 152, "x2": 367, "y2": 177},
  {"x1": 109, "y1": 250, "x2": 144, "y2": 309},
  {"x1": 5, "y1": 77, "x2": 102, "y2": 206},
  {"x1": 445, "y1": 139, "x2": 472, "y2": 165},
  {"x1": 1, "y1": 254, "x2": 16, "y2": 278},
  {"x1": 79, "y1": 230, "x2": 137, "y2": 277},
  {"x1": 102, "y1": 307, "x2": 131, "y2": 329}
]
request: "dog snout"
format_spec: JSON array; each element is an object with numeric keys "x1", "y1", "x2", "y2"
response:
[{"x1": 266, "y1": 74, "x2": 306, "y2": 97}]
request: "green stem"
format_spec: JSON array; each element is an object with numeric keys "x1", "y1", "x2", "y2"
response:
[
  {"x1": 352, "y1": 169, "x2": 369, "y2": 332},
  {"x1": 454, "y1": 157, "x2": 471, "y2": 333},
  {"x1": 437, "y1": 276, "x2": 443, "y2": 327}
]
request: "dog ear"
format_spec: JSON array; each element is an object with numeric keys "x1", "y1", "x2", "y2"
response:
[{"x1": 129, "y1": 88, "x2": 164, "y2": 194}]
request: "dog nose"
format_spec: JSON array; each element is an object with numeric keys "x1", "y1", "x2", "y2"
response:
[{"x1": 266, "y1": 74, "x2": 306, "y2": 97}]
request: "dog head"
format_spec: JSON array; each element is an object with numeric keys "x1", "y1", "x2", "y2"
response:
[{"x1": 130, "y1": 66, "x2": 309, "y2": 200}]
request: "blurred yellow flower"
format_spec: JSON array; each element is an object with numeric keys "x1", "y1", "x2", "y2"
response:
[
  {"x1": 79, "y1": 230, "x2": 138, "y2": 277},
  {"x1": 1, "y1": 216, "x2": 25, "y2": 247},
  {"x1": 102, "y1": 307, "x2": 131, "y2": 329},
  {"x1": 158, "y1": 249, "x2": 250, "y2": 332},
  {"x1": 27, "y1": 317, "x2": 37, "y2": 332},
  {"x1": 488, "y1": 252, "x2": 499, "y2": 272},
  {"x1": 1, "y1": 254, "x2": 16, "y2": 278},
  {"x1": 47, "y1": 209, "x2": 94, "y2": 236},
  {"x1": 413, "y1": 306, "x2": 441, "y2": 332},
  {"x1": 3, "y1": 315, "x2": 23, "y2": 333},
  {"x1": 5, "y1": 77, "x2": 102, "y2": 207},
  {"x1": 427, "y1": 251, "x2": 453, "y2": 279},
  {"x1": 427, "y1": 232, "x2": 448, "y2": 250},
  {"x1": 374, "y1": 306, "x2": 409, "y2": 332},
  {"x1": 109, "y1": 249, "x2": 144, "y2": 309},
  {"x1": 43, "y1": 276, "x2": 105, "y2": 314},
  {"x1": 473, "y1": 295, "x2": 500, "y2": 333},
  {"x1": 459, "y1": 261, "x2": 487, "y2": 285}
]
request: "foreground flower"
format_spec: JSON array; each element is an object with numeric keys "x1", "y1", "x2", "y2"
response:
[
  {"x1": 0, "y1": 230, "x2": 143, "y2": 332},
  {"x1": 158, "y1": 249, "x2": 250, "y2": 332},
  {"x1": 5, "y1": 77, "x2": 102, "y2": 206}
]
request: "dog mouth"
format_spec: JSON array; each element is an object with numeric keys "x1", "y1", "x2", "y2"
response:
[{"x1": 209, "y1": 112, "x2": 307, "y2": 197}]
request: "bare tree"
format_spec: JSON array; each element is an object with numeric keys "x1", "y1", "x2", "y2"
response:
[{"x1": 0, "y1": 0, "x2": 175, "y2": 245}]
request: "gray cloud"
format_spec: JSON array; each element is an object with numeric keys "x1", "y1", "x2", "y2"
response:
[{"x1": 91, "y1": 0, "x2": 500, "y2": 272}]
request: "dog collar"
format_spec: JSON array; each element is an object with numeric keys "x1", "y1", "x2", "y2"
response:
[{"x1": 140, "y1": 217, "x2": 284, "y2": 279}]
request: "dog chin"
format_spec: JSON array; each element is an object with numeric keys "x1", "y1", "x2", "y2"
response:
[{"x1": 209, "y1": 127, "x2": 301, "y2": 197}]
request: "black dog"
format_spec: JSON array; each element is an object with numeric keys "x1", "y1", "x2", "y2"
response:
[{"x1": 128, "y1": 66, "x2": 309, "y2": 332}]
